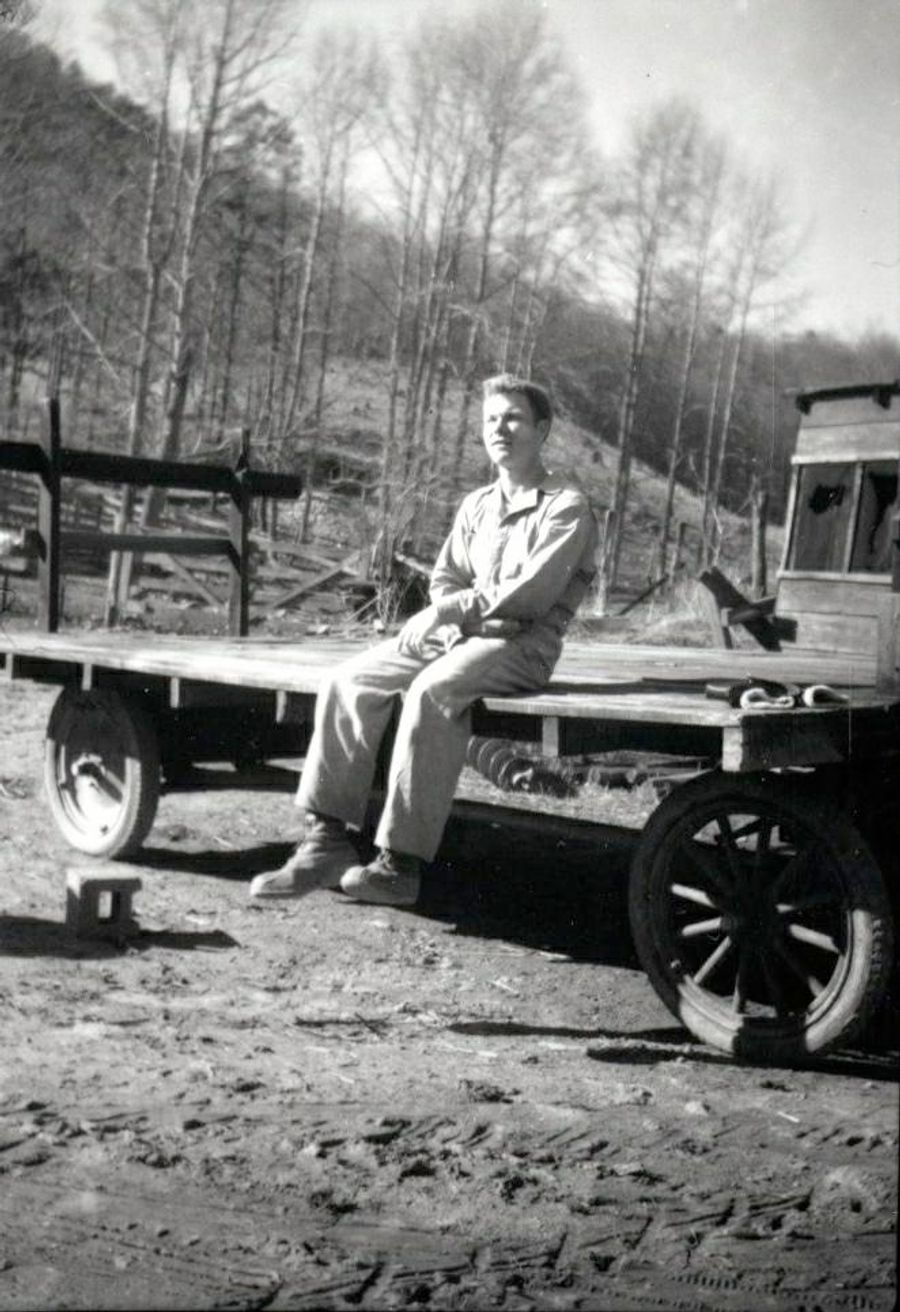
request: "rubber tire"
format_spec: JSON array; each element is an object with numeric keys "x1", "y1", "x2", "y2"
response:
[
  {"x1": 628, "y1": 770, "x2": 894, "y2": 1063},
  {"x1": 44, "y1": 687, "x2": 161, "y2": 858}
]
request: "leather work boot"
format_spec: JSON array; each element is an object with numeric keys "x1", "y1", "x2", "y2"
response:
[
  {"x1": 249, "y1": 813, "x2": 357, "y2": 899},
  {"x1": 340, "y1": 849, "x2": 422, "y2": 907}
]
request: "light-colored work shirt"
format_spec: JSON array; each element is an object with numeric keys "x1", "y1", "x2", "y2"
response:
[{"x1": 429, "y1": 471, "x2": 598, "y2": 669}]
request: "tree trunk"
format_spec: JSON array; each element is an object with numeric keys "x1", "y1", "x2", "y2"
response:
[
  {"x1": 301, "y1": 143, "x2": 349, "y2": 542},
  {"x1": 700, "y1": 323, "x2": 730, "y2": 564},
  {"x1": 657, "y1": 234, "x2": 714, "y2": 578},
  {"x1": 262, "y1": 163, "x2": 292, "y2": 449},
  {"x1": 603, "y1": 246, "x2": 655, "y2": 597},
  {"x1": 750, "y1": 477, "x2": 768, "y2": 597},
  {"x1": 708, "y1": 296, "x2": 750, "y2": 564},
  {"x1": 215, "y1": 197, "x2": 251, "y2": 446},
  {"x1": 378, "y1": 120, "x2": 423, "y2": 558},
  {"x1": 104, "y1": 260, "x2": 164, "y2": 624},
  {"x1": 283, "y1": 163, "x2": 330, "y2": 440},
  {"x1": 447, "y1": 150, "x2": 502, "y2": 523}
]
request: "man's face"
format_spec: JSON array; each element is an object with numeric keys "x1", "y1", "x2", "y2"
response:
[{"x1": 482, "y1": 390, "x2": 548, "y2": 478}]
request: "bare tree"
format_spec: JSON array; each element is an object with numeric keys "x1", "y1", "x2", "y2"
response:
[
  {"x1": 257, "y1": 152, "x2": 296, "y2": 448},
  {"x1": 205, "y1": 103, "x2": 294, "y2": 448},
  {"x1": 371, "y1": 14, "x2": 484, "y2": 567},
  {"x1": 0, "y1": 26, "x2": 65, "y2": 433},
  {"x1": 656, "y1": 130, "x2": 728, "y2": 579},
  {"x1": 594, "y1": 99, "x2": 699, "y2": 608},
  {"x1": 300, "y1": 132, "x2": 351, "y2": 543},
  {"x1": 101, "y1": 0, "x2": 183, "y2": 621},
  {"x1": 155, "y1": 0, "x2": 298, "y2": 470},
  {"x1": 95, "y1": 0, "x2": 300, "y2": 620},
  {"x1": 446, "y1": 0, "x2": 587, "y2": 508},
  {"x1": 281, "y1": 28, "x2": 381, "y2": 447},
  {"x1": 704, "y1": 172, "x2": 798, "y2": 565}
]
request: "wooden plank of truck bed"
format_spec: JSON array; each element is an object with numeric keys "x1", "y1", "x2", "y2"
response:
[{"x1": 1, "y1": 630, "x2": 895, "y2": 773}]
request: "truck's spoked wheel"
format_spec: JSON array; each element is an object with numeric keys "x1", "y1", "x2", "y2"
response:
[
  {"x1": 45, "y1": 688, "x2": 160, "y2": 858},
  {"x1": 629, "y1": 772, "x2": 893, "y2": 1063}
]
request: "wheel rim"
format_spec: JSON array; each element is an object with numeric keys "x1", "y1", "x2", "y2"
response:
[
  {"x1": 50, "y1": 697, "x2": 135, "y2": 845},
  {"x1": 652, "y1": 795, "x2": 855, "y2": 1036}
]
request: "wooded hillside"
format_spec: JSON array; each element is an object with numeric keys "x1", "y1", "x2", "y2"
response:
[{"x1": 1, "y1": 0, "x2": 897, "y2": 616}]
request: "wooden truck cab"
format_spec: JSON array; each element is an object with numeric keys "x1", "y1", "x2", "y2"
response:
[
  {"x1": 706, "y1": 381, "x2": 900, "y2": 687},
  {"x1": 781, "y1": 382, "x2": 900, "y2": 676}
]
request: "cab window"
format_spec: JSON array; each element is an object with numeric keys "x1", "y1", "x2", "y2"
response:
[
  {"x1": 850, "y1": 461, "x2": 898, "y2": 572},
  {"x1": 790, "y1": 463, "x2": 854, "y2": 571},
  {"x1": 790, "y1": 460, "x2": 898, "y2": 573}
]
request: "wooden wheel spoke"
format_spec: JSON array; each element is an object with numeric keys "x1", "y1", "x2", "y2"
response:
[
  {"x1": 773, "y1": 936, "x2": 826, "y2": 998},
  {"x1": 712, "y1": 812, "x2": 747, "y2": 884},
  {"x1": 680, "y1": 916, "x2": 723, "y2": 939},
  {"x1": 777, "y1": 890, "x2": 839, "y2": 915},
  {"x1": 784, "y1": 922, "x2": 841, "y2": 956},
  {"x1": 770, "y1": 846, "x2": 815, "y2": 903},
  {"x1": 676, "y1": 839, "x2": 733, "y2": 904},
  {"x1": 728, "y1": 815, "x2": 768, "y2": 844},
  {"x1": 753, "y1": 817, "x2": 774, "y2": 875},
  {"x1": 692, "y1": 934, "x2": 733, "y2": 986},
  {"x1": 670, "y1": 882, "x2": 716, "y2": 910}
]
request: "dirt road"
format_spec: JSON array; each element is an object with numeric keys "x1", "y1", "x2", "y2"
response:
[{"x1": 0, "y1": 680, "x2": 896, "y2": 1311}]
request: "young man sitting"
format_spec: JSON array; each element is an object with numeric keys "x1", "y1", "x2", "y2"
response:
[{"x1": 250, "y1": 373, "x2": 598, "y2": 908}]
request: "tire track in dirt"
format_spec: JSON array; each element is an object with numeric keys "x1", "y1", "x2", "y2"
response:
[
  {"x1": 0, "y1": 1178, "x2": 285, "y2": 1310},
  {"x1": 1, "y1": 1090, "x2": 896, "y2": 1307},
  {"x1": 6, "y1": 1085, "x2": 893, "y2": 1309}
]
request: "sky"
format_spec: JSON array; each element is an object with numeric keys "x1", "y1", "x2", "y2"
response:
[{"x1": 34, "y1": 0, "x2": 900, "y2": 343}]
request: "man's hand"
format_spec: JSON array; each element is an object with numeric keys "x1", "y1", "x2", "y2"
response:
[{"x1": 396, "y1": 604, "x2": 446, "y2": 658}]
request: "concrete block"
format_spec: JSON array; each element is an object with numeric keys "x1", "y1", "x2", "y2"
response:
[{"x1": 66, "y1": 868, "x2": 142, "y2": 939}]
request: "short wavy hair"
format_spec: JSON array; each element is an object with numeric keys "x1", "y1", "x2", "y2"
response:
[{"x1": 482, "y1": 374, "x2": 553, "y2": 426}]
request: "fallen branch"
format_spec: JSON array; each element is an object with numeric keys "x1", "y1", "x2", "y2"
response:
[{"x1": 265, "y1": 555, "x2": 361, "y2": 611}]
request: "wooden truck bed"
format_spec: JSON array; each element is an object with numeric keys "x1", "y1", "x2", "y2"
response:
[{"x1": 2, "y1": 630, "x2": 896, "y2": 774}]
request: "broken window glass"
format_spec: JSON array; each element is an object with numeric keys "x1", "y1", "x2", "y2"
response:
[{"x1": 789, "y1": 463, "x2": 854, "y2": 571}]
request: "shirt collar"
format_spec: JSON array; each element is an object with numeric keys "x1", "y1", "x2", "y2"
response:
[{"x1": 491, "y1": 469, "x2": 560, "y2": 517}]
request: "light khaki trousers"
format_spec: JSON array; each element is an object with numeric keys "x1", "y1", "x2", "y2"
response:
[{"x1": 296, "y1": 635, "x2": 550, "y2": 861}]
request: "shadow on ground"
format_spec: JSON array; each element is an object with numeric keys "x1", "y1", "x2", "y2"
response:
[
  {"x1": 0, "y1": 915, "x2": 238, "y2": 959},
  {"x1": 129, "y1": 808, "x2": 636, "y2": 966},
  {"x1": 138, "y1": 840, "x2": 299, "y2": 881},
  {"x1": 427, "y1": 806, "x2": 638, "y2": 968}
]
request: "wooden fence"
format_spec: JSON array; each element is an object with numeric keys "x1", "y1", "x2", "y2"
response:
[{"x1": 0, "y1": 400, "x2": 303, "y2": 635}]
